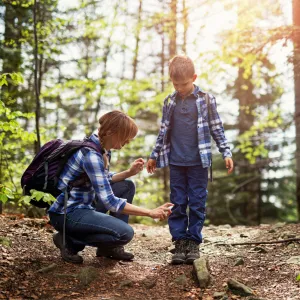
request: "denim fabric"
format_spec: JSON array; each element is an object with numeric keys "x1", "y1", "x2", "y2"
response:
[
  {"x1": 95, "y1": 179, "x2": 135, "y2": 223},
  {"x1": 168, "y1": 164, "x2": 208, "y2": 244},
  {"x1": 49, "y1": 179, "x2": 135, "y2": 252}
]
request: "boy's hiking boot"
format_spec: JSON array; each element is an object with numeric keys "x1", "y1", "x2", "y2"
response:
[
  {"x1": 96, "y1": 246, "x2": 134, "y2": 261},
  {"x1": 171, "y1": 239, "x2": 187, "y2": 265},
  {"x1": 53, "y1": 232, "x2": 83, "y2": 264},
  {"x1": 185, "y1": 239, "x2": 200, "y2": 264}
]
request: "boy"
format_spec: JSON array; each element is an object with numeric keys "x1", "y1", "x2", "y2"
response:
[{"x1": 146, "y1": 55, "x2": 234, "y2": 265}]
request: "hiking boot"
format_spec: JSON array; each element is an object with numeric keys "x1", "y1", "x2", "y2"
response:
[
  {"x1": 53, "y1": 232, "x2": 83, "y2": 264},
  {"x1": 185, "y1": 239, "x2": 200, "y2": 264},
  {"x1": 171, "y1": 239, "x2": 187, "y2": 265},
  {"x1": 96, "y1": 246, "x2": 134, "y2": 261}
]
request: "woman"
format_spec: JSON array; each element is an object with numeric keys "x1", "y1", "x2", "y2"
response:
[{"x1": 48, "y1": 110, "x2": 172, "y2": 264}]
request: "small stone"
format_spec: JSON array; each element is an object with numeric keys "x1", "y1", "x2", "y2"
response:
[
  {"x1": 77, "y1": 267, "x2": 98, "y2": 286},
  {"x1": 142, "y1": 233, "x2": 147, "y2": 237},
  {"x1": 234, "y1": 258, "x2": 244, "y2": 266},
  {"x1": 240, "y1": 234, "x2": 248, "y2": 238},
  {"x1": 227, "y1": 278, "x2": 254, "y2": 296},
  {"x1": 193, "y1": 257, "x2": 210, "y2": 288},
  {"x1": 268, "y1": 229, "x2": 276, "y2": 233},
  {"x1": 253, "y1": 246, "x2": 267, "y2": 253},
  {"x1": 286, "y1": 256, "x2": 300, "y2": 265},
  {"x1": 213, "y1": 291, "x2": 226, "y2": 299},
  {"x1": 142, "y1": 278, "x2": 157, "y2": 289},
  {"x1": 174, "y1": 274, "x2": 187, "y2": 286},
  {"x1": 119, "y1": 280, "x2": 133, "y2": 288},
  {"x1": 0, "y1": 237, "x2": 11, "y2": 247}
]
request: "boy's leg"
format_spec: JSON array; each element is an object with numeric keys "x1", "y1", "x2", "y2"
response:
[
  {"x1": 168, "y1": 165, "x2": 189, "y2": 264},
  {"x1": 95, "y1": 179, "x2": 135, "y2": 224},
  {"x1": 186, "y1": 165, "x2": 208, "y2": 263},
  {"x1": 168, "y1": 165, "x2": 188, "y2": 241}
]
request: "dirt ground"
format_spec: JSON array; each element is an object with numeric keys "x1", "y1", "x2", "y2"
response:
[{"x1": 0, "y1": 214, "x2": 300, "y2": 300}]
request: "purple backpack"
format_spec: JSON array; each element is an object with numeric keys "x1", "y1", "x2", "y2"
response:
[{"x1": 21, "y1": 138, "x2": 100, "y2": 208}]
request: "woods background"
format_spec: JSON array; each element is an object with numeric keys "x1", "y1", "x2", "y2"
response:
[{"x1": 0, "y1": 0, "x2": 299, "y2": 225}]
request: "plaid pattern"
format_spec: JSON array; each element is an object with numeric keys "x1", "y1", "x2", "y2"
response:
[
  {"x1": 48, "y1": 134, "x2": 126, "y2": 214},
  {"x1": 150, "y1": 88, "x2": 232, "y2": 168}
]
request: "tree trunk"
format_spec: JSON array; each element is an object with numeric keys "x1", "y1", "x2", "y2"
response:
[
  {"x1": 169, "y1": 0, "x2": 177, "y2": 58},
  {"x1": 293, "y1": 0, "x2": 300, "y2": 221},
  {"x1": 182, "y1": 0, "x2": 188, "y2": 54},
  {"x1": 33, "y1": 0, "x2": 41, "y2": 153},
  {"x1": 132, "y1": 0, "x2": 143, "y2": 80}
]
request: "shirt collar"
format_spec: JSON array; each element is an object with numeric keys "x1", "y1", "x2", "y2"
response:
[
  {"x1": 173, "y1": 85, "x2": 203, "y2": 100},
  {"x1": 89, "y1": 134, "x2": 105, "y2": 154}
]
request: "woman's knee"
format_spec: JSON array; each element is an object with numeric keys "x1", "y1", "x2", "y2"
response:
[{"x1": 120, "y1": 223, "x2": 134, "y2": 244}]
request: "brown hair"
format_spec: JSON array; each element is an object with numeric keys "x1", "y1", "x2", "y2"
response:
[
  {"x1": 169, "y1": 55, "x2": 195, "y2": 81},
  {"x1": 98, "y1": 110, "x2": 138, "y2": 146}
]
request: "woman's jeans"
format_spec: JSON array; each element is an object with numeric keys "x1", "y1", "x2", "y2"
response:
[
  {"x1": 168, "y1": 165, "x2": 208, "y2": 244},
  {"x1": 49, "y1": 179, "x2": 135, "y2": 252}
]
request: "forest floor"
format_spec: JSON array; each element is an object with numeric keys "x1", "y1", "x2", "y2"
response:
[{"x1": 0, "y1": 214, "x2": 300, "y2": 300}]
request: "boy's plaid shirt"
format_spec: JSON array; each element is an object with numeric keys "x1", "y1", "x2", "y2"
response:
[{"x1": 149, "y1": 89, "x2": 232, "y2": 169}]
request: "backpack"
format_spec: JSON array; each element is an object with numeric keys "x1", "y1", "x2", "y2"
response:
[{"x1": 21, "y1": 138, "x2": 101, "y2": 208}]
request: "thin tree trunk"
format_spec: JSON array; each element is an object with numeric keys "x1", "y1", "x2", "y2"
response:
[
  {"x1": 182, "y1": 0, "x2": 188, "y2": 54},
  {"x1": 293, "y1": 0, "x2": 300, "y2": 221},
  {"x1": 132, "y1": 0, "x2": 143, "y2": 80},
  {"x1": 169, "y1": 0, "x2": 177, "y2": 58},
  {"x1": 33, "y1": 0, "x2": 41, "y2": 153}
]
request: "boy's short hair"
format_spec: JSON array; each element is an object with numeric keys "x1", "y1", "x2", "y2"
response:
[
  {"x1": 169, "y1": 55, "x2": 195, "y2": 80},
  {"x1": 98, "y1": 110, "x2": 138, "y2": 146}
]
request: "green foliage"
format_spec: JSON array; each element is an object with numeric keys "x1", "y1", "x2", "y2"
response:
[{"x1": 21, "y1": 190, "x2": 56, "y2": 206}]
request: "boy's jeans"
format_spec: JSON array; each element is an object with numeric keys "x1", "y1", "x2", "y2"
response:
[
  {"x1": 168, "y1": 164, "x2": 208, "y2": 244},
  {"x1": 49, "y1": 179, "x2": 135, "y2": 252}
]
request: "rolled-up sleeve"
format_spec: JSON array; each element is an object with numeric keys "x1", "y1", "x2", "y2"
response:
[{"x1": 82, "y1": 150, "x2": 127, "y2": 212}]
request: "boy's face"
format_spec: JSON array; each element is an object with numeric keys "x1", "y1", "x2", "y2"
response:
[{"x1": 171, "y1": 74, "x2": 197, "y2": 98}]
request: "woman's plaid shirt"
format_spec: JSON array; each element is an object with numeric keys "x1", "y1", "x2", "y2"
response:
[{"x1": 149, "y1": 89, "x2": 232, "y2": 169}]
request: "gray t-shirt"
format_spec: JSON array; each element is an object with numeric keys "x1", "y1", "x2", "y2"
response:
[{"x1": 170, "y1": 87, "x2": 202, "y2": 166}]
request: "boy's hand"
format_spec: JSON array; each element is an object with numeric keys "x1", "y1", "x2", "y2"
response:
[
  {"x1": 129, "y1": 158, "x2": 145, "y2": 176},
  {"x1": 146, "y1": 159, "x2": 156, "y2": 174},
  {"x1": 225, "y1": 157, "x2": 234, "y2": 174}
]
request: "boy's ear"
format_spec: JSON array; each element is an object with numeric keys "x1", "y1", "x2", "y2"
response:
[{"x1": 193, "y1": 74, "x2": 197, "y2": 81}]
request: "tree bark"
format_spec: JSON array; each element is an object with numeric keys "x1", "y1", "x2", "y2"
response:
[
  {"x1": 293, "y1": 0, "x2": 300, "y2": 221},
  {"x1": 33, "y1": 0, "x2": 41, "y2": 153}
]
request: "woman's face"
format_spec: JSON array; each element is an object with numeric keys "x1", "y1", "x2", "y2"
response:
[{"x1": 109, "y1": 133, "x2": 131, "y2": 150}]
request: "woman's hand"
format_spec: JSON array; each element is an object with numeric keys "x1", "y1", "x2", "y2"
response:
[
  {"x1": 149, "y1": 203, "x2": 174, "y2": 221},
  {"x1": 129, "y1": 158, "x2": 145, "y2": 176}
]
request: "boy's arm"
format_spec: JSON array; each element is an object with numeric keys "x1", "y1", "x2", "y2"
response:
[
  {"x1": 207, "y1": 94, "x2": 232, "y2": 159},
  {"x1": 149, "y1": 96, "x2": 169, "y2": 160}
]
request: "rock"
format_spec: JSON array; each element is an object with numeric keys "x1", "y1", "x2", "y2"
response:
[
  {"x1": 0, "y1": 237, "x2": 11, "y2": 247},
  {"x1": 77, "y1": 267, "x2": 98, "y2": 286},
  {"x1": 36, "y1": 263, "x2": 57, "y2": 273},
  {"x1": 240, "y1": 234, "x2": 248, "y2": 238},
  {"x1": 268, "y1": 229, "x2": 276, "y2": 233},
  {"x1": 234, "y1": 258, "x2": 244, "y2": 266},
  {"x1": 227, "y1": 278, "x2": 254, "y2": 296},
  {"x1": 193, "y1": 257, "x2": 210, "y2": 288},
  {"x1": 142, "y1": 277, "x2": 157, "y2": 289},
  {"x1": 253, "y1": 246, "x2": 267, "y2": 253},
  {"x1": 119, "y1": 280, "x2": 133, "y2": 288},
  {"x1": 174, "y1": 274, "x2": 187, "y2": 286},
  {"x1": 286, "y1": 256, "x2": 300, "y2": 265},
  {"x1": 213, "y1": 291, "x2": 227, "y2": 299}
]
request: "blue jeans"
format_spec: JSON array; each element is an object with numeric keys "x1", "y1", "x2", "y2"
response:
[
  {"x1": 49, "y1": 179, "x2": 135, "y2": 252},
  {"x1": 168, "y1": 165, "x2": 208, "y2": 244}
]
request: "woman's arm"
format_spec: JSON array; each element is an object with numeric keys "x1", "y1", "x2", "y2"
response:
[
  {"x1": 111, "y1": 158, "x2": 145, "y2": 183},
  {"x1": 122, "y1": 202, "x2": 173, "y2": 221}
]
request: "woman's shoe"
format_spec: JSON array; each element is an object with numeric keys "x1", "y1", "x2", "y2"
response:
[{"x1": 96, "y1": 246, "x2": 134, "y2": 260}]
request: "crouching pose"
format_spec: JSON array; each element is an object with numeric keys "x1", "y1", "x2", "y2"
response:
[{"x1": 48, "y1": 110, "x2": 172, "y2": 264}]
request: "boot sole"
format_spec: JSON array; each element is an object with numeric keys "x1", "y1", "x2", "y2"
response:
[{"x1": 171, "y1": 258, "x2": 186, "y2": 265}]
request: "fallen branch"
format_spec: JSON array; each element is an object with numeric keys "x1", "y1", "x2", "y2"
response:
[{"x1": 217, "y1": 238, "x2": 300, "y2": 246}]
